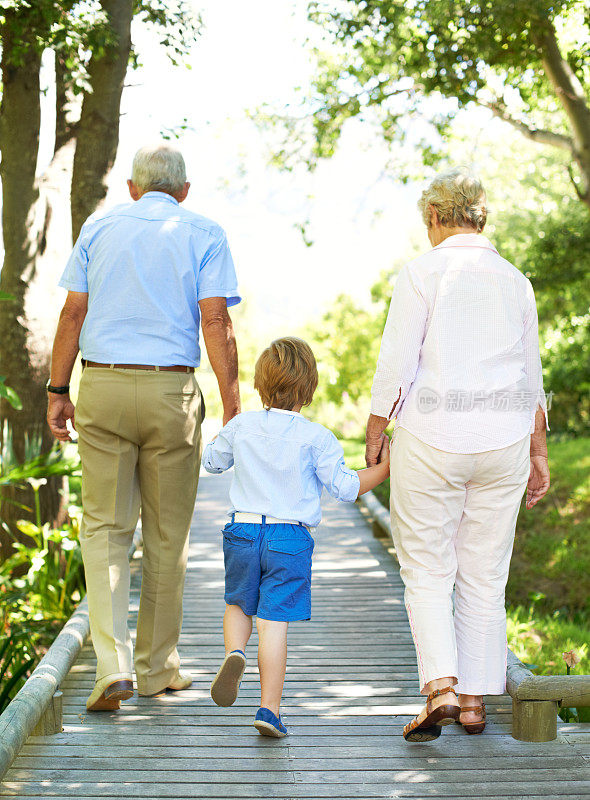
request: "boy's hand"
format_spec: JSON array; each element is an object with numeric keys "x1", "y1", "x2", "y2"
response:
[{"x1": 377, "y1": 434, "x2": 390, "y2": 464}]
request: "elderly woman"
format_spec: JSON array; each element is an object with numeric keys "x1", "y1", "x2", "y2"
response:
[{"x1": 366, "y1": 167, "x2": 550, "y2": 742}]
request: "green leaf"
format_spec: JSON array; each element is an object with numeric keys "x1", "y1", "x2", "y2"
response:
[{"x1": 0, "y1": 377, "x2": 22, "y2": 410}]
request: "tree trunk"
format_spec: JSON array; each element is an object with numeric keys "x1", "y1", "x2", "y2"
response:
[
  {"x1": 0, "y1": 19, "x2": 61, "y2": 551},
  {"x1": 70, "y1": 0, "x2": 133, "y2": 240},
  {"x1": 533, "y1": 21, "x2": 590, "y2": 207}
]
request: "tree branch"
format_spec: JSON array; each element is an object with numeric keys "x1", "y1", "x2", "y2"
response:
[
  {"x1": 483, "y1": 101, "x2": 573, "y2": 151},
  {"x1": 567, "y1": 162, "x2": 590, "y2": 203}
]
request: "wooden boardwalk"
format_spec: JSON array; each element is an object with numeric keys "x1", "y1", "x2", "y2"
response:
[{"x1": 1, "y1": 471, "x2": 589, "y2": 799}]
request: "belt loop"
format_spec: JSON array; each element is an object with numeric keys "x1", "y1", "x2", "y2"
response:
[
  {"x1": 109, "y1": 364, "x2": 114, "y2": 370},
  {"x1": 231, "y1": 513, "x2": 235, "y2": 523},
  {"x1": 262, "y1": 514, "x2": 266, "y2": 525}
]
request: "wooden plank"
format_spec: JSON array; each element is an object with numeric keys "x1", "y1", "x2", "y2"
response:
[
  {"x1": 2, "y1": 782, "x2": 590, "y2": 797},
  {"x1": 5, "y1": 767, "x2": 587, "y2": 784},
  {"x1": 10, "y1": 755, "x2": 585, "y2": 771}
]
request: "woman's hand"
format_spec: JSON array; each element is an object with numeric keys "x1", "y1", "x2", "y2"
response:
[{"x1": 526, "y1": 455, "x2": 550, "y2": 509}]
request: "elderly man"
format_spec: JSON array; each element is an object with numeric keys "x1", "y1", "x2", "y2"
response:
[{"x1": 47, "y1": 144, "x2": 241, "y2": 711}]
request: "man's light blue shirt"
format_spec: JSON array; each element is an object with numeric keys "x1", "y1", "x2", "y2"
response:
[
  {"x1": 202, "y1": 408, "x2": 361, "y2": 527},
  {"x1": 59, "y1": 191, "x2": 241, "y2": 366}
]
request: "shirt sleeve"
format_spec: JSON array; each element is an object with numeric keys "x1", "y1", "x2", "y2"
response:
[
  {"x1": 370, "y1": 264, "x2": 428, "y2": 420},
  {"x1": 523, "y1": 281, "x2": 549, "y2": 432},
  {"x1": 201, "y1": 417, "x2": 238, "y2": 473},
  {"x1": 196, "y1": 228, "x2": 241, "y2": 307},
  {"x1": 58, "y1": 232, "x2": 89, "y2": 292},
  {"x1": 314, "y1": 431, "x2": 360, "y2": 502}
]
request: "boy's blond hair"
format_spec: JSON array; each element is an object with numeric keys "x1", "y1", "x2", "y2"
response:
[{"x1": 254, "y1": 337, "x2": 319, "y2": 410}]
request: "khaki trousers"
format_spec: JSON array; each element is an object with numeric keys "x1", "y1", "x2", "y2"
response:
[
  {"x1": 389, "y1": 427, "x2": 530, "y2": 696},
  {"x1": 76, "y1": 367, "x2": 203, "y2": 695}
]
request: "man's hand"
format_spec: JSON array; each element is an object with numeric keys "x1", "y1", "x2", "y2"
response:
[
  {"x1": 365, "y1": 413, "x2": 390, "y2": 466},
  {"x1": 47, "y1": 394, "x2": 76, "y2": 442},
  {"x1": 526, "y1": 455, "x2": 550, "y2": 509}
]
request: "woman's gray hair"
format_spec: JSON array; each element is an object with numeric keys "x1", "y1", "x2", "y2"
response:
[
  {"x1": 131, "y1": 144, "x2": 187, "y2": 195},
  {"x1": 418, "y1": 167, "x2": 487, "y2": 232}
]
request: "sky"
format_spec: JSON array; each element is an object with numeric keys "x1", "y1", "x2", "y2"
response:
[{"x1": 71, "y1": 0, "x2": 428, "y2": 337}]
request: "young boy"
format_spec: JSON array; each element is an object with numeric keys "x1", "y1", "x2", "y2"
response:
[{"x1": 202, "y1": 337, "x2": 389, "y2": 738}]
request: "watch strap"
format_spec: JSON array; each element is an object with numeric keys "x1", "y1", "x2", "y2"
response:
[{"x1": 46, "y1": 383, "x2": 70, "y2": 395}]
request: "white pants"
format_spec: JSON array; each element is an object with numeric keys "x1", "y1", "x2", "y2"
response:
[{"x1": 389, "y1": 427, "x2": 529, "y2": 695}]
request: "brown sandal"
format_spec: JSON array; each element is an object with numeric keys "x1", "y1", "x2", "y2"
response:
[
  {"x1": 457, "y1": 702, "x2": 486, "y2": 735},
  {"x1": 403, "y1": 686, "x2": 461, "y2": 742}
]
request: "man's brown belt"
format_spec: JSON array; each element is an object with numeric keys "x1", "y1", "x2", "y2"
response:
[{"x1": 82, "y1": 360, "x2": 194, "y2": 373}]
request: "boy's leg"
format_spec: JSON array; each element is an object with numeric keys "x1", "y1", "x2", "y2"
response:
[
  {"x1": 211, "y1": 605, "x2": 252, "y2": 706},
  {"x1": 224, "y1": 604, "x2": 253, "y2": 653},
  {"x1": 257, "y1": 617, "x2": 288, "y2": 716}
]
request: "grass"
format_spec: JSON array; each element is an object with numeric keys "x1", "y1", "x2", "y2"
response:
[{"x1": 341, "y1": 435, "x2": 590, "y2": 679}]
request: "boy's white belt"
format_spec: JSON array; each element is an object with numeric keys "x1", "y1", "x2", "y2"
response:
[{"x1": 232, "y1": 512, "x2": 313, "y2": 532}]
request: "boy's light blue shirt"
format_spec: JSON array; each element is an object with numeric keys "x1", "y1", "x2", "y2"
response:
[
  {"x1": 202, "y1": 408, "x2": 361, "y2": 527},
  {"x1": 58, "y1": 191, "x2": 241, "y2": 366}
]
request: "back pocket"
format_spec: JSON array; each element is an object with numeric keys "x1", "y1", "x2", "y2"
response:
[
  {"x1": 268, "y1": 526, "x2": 314, "y2": 555},
  {"x1": 223, "y1": 522, "x2": 257, "y2": 547}
]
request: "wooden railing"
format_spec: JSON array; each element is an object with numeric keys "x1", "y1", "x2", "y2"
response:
[
  {"x1": 358, "y1": 490, "x2": 590, "y2": 742},
  {"x1": 0, "y1": 529, "x2": 142, "y2": 779}
]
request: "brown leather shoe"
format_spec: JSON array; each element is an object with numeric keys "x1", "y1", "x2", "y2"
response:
[{"x1": 87, "y1": 677, "x2": 134, "y2": 712}]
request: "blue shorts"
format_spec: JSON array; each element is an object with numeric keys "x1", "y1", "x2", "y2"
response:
[{"x1": 222, "y1": 520, "x2": 314, "y2": 622}]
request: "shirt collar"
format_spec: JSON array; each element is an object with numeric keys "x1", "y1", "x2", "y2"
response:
[
  {"x1": 139, "y1": 191, "x2": 179, "y2": 206},
  {"x1": 434, "y1": 233, "x2": 498, "y2": 253},
  {"x1": 268, "y1": 407, "x2": 305, "y2": 418}
]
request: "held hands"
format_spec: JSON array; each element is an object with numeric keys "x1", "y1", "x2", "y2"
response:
[
  {"x1": 526, "y1": 455, "x2": 550, "y2": 509},
  {"x1": 47, "y1": 394, "x2": 76, "y2": 442},
  {"x1": 377, "y1": 433, "x2": 390, "y2": 465}
]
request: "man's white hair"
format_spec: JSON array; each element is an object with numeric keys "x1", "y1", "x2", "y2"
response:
[{"x1": 131, "y1": 144, "x2": 187, "y2": 195}]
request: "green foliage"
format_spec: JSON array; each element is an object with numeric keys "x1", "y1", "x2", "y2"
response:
[
  {"x1": 509, "y1": 436, "x2": 590, "y2": 616},
  {"x1": 263, "y1": 0, "x2": 589, "y2": 196},
  {"x1": 0, "y1": 422, "x2": 80, "y2": 530},
  {"x1": 307, "y1": 293, "x2": 386, "y2": 405},
  {"x1": 0, "y1": 0, "x2": 200, "y2": 95},
  {"x1": 490, "y1": 179, "x2": 590, "y2": 436},
  {"x1": 132, "y1": 0, "x2": 201, "y2": 67},
  {"x1": 0, "y1": 512, "x2": 84, "y2": 712},
  {"x1": 507, "y1": 604, "x2": 589, "y2": 676},
  {"x1": 0, "y1": 440, "x2": 84, "y2": 713}
]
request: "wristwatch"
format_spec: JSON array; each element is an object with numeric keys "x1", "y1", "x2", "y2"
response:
[{"x1": 46, "y1": 381, "x2": 70, "y2": 395}]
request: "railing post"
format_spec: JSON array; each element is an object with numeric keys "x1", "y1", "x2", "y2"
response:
[
  {"x1": 31, "y1": 690, "x2": 63, "y2": 736},
  {"x1": 511, "y1": 697, "x2": 558, "y2": 742}
]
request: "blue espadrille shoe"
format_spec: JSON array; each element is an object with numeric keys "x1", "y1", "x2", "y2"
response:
[
  {"x1": 210, "y1": 649, "x2": 246, "y2": 707},
  {"x1": 254, "y1": 707, "x2": 287, "y2": 738}
]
